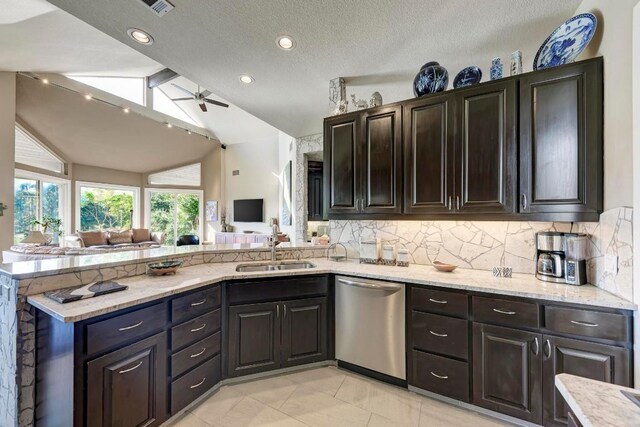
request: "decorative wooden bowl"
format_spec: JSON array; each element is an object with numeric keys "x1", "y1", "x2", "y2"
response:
[
  {"x1": 433, "y1": 261, "x2": 458, "y2": 272},
  {"x1": 147, "y1": 260, "x2": 183, "y2": 276}
]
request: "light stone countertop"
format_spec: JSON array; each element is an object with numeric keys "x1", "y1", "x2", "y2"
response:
[
  {"x1": 27, "y1": 259, "x2": 636, "y2": 323},
  {"x1": 555, "y1": 374, "x2": 640, "y2": 427}
]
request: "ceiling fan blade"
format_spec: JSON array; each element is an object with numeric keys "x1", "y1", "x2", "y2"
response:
[
  {"x1": 171, "y1": 83, "x2": 195, "y2": 97},
  {"x1": 199, "y1": 103, "x2": 207, "y2": 112},
  {"x1": 200, "y1": 90, "x2": 212, "y2": 98},
  {"x1": 204, "y1": 98, "x2": 230, "y2": 108},
  {"x1": 170, "y1": 97, "x2": 194, "y2": 101}
]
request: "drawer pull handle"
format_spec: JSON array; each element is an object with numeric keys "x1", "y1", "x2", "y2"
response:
[
  {"x1": 532, "y1": 337, "x2": 539, "y2": 356},
  {"x1": 191, "y1": 299, "x2": 207, "y2": 307},
  {"x1": 429, "y1": 330, "x2": 448, "y2": 337},
  {"x1": 190, "y1": 323, "x2": 207, "y2": 333},
  {"x1": 430, "y1": 371, "x2": 448, "y2": 380},
  {"x1": 429, "y1": 298, "x2": 447, "y2": 304},
  {"x1": 190, "y1": 377, "x2": 206, "y2": 389},
  {"x1": 119, "y1": 361, "x2": 144, "y2": 374},
  {"x1": 190, "y1": 348, "x2": 207, "y2": 358},
  {"x1": 492, "y1": 309, "x2": 516, "y2": 315},
  {"x1": 118, "y1": 320, "x2": 143, "y2": 331},
  {"x1": 570, "y1": 320, "x2": 599, "y2": 327}
]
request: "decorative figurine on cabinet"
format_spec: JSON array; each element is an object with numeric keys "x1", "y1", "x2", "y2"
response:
[
  {"x1": 369, "y1": 91, "x2": 382, "y2": 107},
  {"x1": 510, "y1": 50, "x2": 523, "y2": 75},
  {"x1": 350, "y1": 94, "x2": 369, "y2": 110},
  {"x1": 490, "y1": 57, "x2": 503, "y2": 80}
]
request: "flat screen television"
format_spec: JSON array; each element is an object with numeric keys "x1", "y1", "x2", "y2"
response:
[{"x1": 233, "y1": 199, "x2": 264, "y2": 222}]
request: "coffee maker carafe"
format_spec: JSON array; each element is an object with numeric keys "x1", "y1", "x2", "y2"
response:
[{"x1": 535, "y1": 232, "x2": 588, "y2": 285}]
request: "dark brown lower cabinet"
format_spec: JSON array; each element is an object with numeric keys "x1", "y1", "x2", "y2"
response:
[
  {"x1": 542, "y1": 335, "x2": 631, "y2": 426},
  {"x1": 281, "y1": 297, "x2": 328, "y2": 367},
  {"x1": 228, "y1": 302, "x2": 281, "y2": 377},
  {"x1": 228, "y1": 297, "x2": 329, "y2": 377},
  {"x1": 86, "y1": 332, "x2": 167, "y2": 427},
  {"x1": 472, "y1": 323, "x2": 542, "y2": 424}
]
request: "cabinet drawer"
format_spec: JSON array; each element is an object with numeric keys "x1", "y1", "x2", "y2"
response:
[
  {"x1": 171, "y1": 309, "x2": 221, "y2": 350},
  {"x1": 545, "y1": 306, "x2": 630, "y2": 342},
  {"x1": 171, "y1": 331, "x2": 221, "y2": 378},
  {"x1": 86, "y1": 303, "x2": 166, "y2": 356},
  {"x1": 412, "y1": 287, "x2": 468, "y2": 318},
  {"x1": 411, "y1": 350, "x2": 469, "y2": 402},
  {"x1": 411, "y1": 312, "x2": 468, "y2": 360},
  {"x1": 172, "y1": 286, "x2": 221, "y2": 324},
  {"x1": 472, "y1": 296, "x2": 539, "y2": 329},
  {"x1": 171, "y1": 354, "x2": 221, "y2": 414},
  {"x1": 228, "y1": 276, "x2": 328, "y2": 305}
]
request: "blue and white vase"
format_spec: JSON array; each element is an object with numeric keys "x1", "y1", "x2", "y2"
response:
[
  {"x1": 413, "y1": 61, "x2": 449, "y2": 96},
  {"x1": 490, "y1": 57, "x2": 503, "y2": 80}
]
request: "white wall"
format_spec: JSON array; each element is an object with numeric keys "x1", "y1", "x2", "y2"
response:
[
  {"x1": 631, "y1": 0, "x2": 640, "y2": 390},
  {"x1": 0, "y1": 73, "x2": 16, "y2": 261},
  {"x1": 225, "y1": 138, "x2": 280, "y2": 234},
  {"x1": 278, "y1": 131, "x2": 296, "y2": 238},
  {"x1": 576, "y1": 0, "x2": 637, "y2": 210}
]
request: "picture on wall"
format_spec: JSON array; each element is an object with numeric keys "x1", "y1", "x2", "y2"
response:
[
  {"x1": 280, "y1": 161, "x2": 292, "y2": 226},
  {"x1": 206, "y1": 200, "x2": 218, "y2": 222}
]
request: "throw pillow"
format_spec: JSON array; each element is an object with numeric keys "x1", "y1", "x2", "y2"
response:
[
  {"x1": 78, "y1": 231, "x2": 108, "y2": 247},
  {"x1": 131, "y1": 228, "x2": 151, "y2": 243},
  {"x1": 108, "y1": 230, "x2": 133, "y2": 245}
]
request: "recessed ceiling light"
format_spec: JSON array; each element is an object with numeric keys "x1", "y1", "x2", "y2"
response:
[
  {"x1": 239, "y1": 75, "x2": 254, "y2": 84},
  {"x1": 123, "y1": 107, "x2": 130, "y2": 113},
  {"x1": 84, "y1": 94, "x2": 92, "y2": 100},
  {"x1": 127, "y1": 28, "x2": 154, "y2": 45},
  {"x1": 276, "y1": 35, "x2": 296, "y2": 50}
]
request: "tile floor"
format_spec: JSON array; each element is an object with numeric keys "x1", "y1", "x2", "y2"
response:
[{"x1": 168, "y1": 366, "x2": 514, "y2": 427}]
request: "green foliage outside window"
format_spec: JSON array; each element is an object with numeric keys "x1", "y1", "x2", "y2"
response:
[{"x1": 80, "y1": 188, "x2": 133, "y2": 231}]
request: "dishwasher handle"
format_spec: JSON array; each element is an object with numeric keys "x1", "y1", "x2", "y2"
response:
[{"x1": 337, "y1": 278, "x2": 402, "y2": 292}]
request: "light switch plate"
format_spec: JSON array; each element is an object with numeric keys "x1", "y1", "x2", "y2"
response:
[{"x1": 605, "y1": 254, "x2": 619, "y2": 275}]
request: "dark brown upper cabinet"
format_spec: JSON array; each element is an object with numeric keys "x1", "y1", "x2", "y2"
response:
[
  {"x1": 323, "y1": 57, "x2": 603, "y2": 221},
  {"x1": 519, "y1": 59, "x2": 603, "y2": 219},
  {"x1": 308, "y1": 161, "x2": 324, "y2": 221},
  {"x1": 403, "y1": 93, "x2": 454, "y2": 214},
  {"x1": 324, "y1": 105, "x2": 402, "y2": 216}
]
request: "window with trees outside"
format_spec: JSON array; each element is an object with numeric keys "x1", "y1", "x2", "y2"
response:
[
  {"x1": 14, "y1": 172, "x2": 69, "y2": 245},
  {"x1": 145, "y1": 189, "x2": 203, "y2": 246},
  {"x1": 77, "y1": 182, "x2": 140, "y2": 231}
]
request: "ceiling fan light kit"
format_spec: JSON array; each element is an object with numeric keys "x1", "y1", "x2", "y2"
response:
[{"x1": 169, "y1": 83, "x2": 229, "y2": 112}]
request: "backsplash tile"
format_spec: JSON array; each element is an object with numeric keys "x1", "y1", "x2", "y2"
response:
[{"x1": 330, "y1": 207, "x2": 632, "y2": 301}]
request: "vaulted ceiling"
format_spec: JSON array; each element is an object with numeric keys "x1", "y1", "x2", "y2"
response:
[{"x1": 48, "y1": 0, "x2": 582, "y2": 137}]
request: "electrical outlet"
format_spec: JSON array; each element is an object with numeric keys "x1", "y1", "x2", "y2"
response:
[{"x1": 605, "y1": 254, "x2": 619, "y2": 275}]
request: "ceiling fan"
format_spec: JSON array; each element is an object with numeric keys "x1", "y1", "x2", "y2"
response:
[{"x1": 170, "y1": 83, "x2": 229, "y2": 112}]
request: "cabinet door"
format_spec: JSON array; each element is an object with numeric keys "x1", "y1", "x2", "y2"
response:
[
  {"x1": 228, "y1": 302, "x2": 281, "y2": 377},
  {"x1": 542, "y1": 335, "x2": 631, "y2": 427},
  {"x1": 281, "y1": 297, "x2": 328, "y2": 368},
  {"x1": 308, "y1": 165, "x2": 324, "y2": 221},
  {"x1": 456, "y1": 80, "x2": 517, "y2": 214},
  {"x1": 519, "y1": 59, "x2": 603, "y2": 215},
  {"x1": 324, "y1": 114, "x2": 359, "y2": 214},
  {"x1": 86, "y1": 332, "x2": 167, "y2": 427},
  {"x1": 403, "y1": 93, "x2": 455, "y2": 214},
  {"x1": 361, "y1": 105, "x2": 402, "y2": 214},
  {"x1": 472, "y1": 323, "x2": 542, "y2": 424}
]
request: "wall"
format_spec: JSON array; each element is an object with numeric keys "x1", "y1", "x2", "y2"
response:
[
  {"x1": 575, "y1": 0, "x2": 637, "y2": 209},
  {"x1": 631, "y1": 0, "x2": 640, "y2": 391},
  {"x1": 278, "y1": 131, "x2": 295, "y2": 238},
  {"x1": 202, "y1": 146, "x2": 222, "y2": 242},
  {"x1": 224, "y1": 138, "x2": 280, "y2": 234},
  {"x1": 0, "y1": 74, "x2": 16, "y2": 263}
]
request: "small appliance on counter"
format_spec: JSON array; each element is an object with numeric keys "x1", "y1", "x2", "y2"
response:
[{"x1": 536, "y1": 232, "x2": 588, "y2": 285}]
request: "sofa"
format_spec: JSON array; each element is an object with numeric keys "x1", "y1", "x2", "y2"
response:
[{"x1": 65, "y1": 228, "x2": 165, "y2": 249}]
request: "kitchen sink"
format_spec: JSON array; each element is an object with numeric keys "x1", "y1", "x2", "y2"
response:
[{"x1": 235, "y1": 261, "x2": 316, "y2": 272}]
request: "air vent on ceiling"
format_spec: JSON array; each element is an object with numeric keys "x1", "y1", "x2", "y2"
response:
[{"x1": 139, "y1": 0, "x2": 174, "y2": 17}]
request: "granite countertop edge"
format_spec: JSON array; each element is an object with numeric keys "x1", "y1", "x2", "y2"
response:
[{"x1": 26, "y1": 260, "x2": 637, "y2": 323}]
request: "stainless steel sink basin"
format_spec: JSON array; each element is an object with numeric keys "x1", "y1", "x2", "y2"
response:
[{"x1": 235, "y1": 261, "x2": 316, "y2": 272}]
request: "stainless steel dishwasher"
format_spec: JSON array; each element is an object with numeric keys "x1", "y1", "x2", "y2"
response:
[{"x1": 335, "y1": 276, "x2": 406, "y2": 380}]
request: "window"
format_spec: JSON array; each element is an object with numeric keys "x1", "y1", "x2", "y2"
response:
[
  {"x1": 14, "y1": 171, "x2": 70, "y2": 244},
  {"x1": 153, "y1": 86, "x2": 200, "y2": 127},
  {"x1": 66, "y1": 76, "x2": 145, "y2": 105},
  {"x1": 77, "y1": 182, "x2": 140, "y2": 231},
  {"x1": 145, "y1": 189, "x2": 203, "y2": 246},
  {"x1": 148, "y1": 163, "x2": 201, "y2": 186},
  {"x1": 15, "y1": 125, "x2": 65, "y2": 173}
]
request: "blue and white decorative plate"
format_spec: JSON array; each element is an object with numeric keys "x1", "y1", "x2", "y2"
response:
[
  {"x1": 453, "y1": 66, "x2": 482, "y2": 89},
  {"x1": 534, "y1": 13, "x2": 597, "y2": 70}
]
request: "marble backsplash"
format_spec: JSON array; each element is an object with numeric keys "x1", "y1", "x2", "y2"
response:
[{"x1": 330, "y1": 207, "x2": 633, "y2": 301}]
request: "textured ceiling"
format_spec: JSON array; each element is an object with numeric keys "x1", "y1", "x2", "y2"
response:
[
  {"x1": 48, "y1": 0, "x2": 581, "y2": 137},
  {"x1": 16, "y1": 74, "x2": 216, "y2": 173}
]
